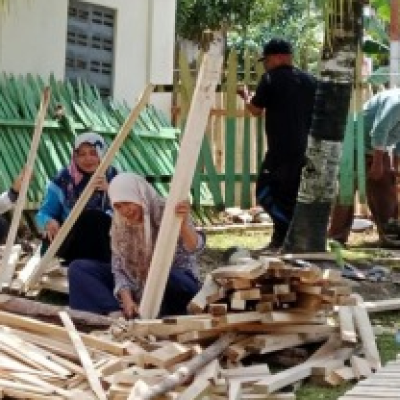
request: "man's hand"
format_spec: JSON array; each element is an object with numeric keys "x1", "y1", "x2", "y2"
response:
[
  {"x1": 45, "y1": 219, "x2": 60, "y2": 242},
  {"x1": 237, "y1": 85, "x2": 250, "y2": 101},
  {"x1": 119, "y1": 289, "x2": 139, "y2": 319}
]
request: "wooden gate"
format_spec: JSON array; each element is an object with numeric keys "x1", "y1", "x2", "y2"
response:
[{"x1": 173, "y1": 50, "x2": 266, "y2": 211}]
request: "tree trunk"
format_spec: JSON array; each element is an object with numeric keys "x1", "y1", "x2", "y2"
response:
[
  {"x1": 0, "y1": 294, "x2": 115, "y2": 330},
  {"x1": 283, "y1": 0, "x2": 364, "y2": 253},
  {"x1": 390, "y1": 0, "x2": 400, "y2": 87}
]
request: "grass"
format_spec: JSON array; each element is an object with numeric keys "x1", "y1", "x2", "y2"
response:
[{"x1": 206, "y1": 229, "x2": 270, "y2": 251}]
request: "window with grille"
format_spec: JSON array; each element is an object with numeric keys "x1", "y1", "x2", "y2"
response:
[{"x1": 66, "y1": 1, "x2": 115, "y2": 98}]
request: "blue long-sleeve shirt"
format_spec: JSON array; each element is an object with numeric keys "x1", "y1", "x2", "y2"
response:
[
  {"x1": 35, "y1": 166, "x2": 118, "y2": 231},
  {"x1": 363, "y1": 88, "x2": 400, "y2": 156}
]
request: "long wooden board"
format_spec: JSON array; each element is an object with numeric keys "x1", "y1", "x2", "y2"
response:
[
  {"x1": 0, "y1": 87, "x2": 51, "y2": 288},
  {"x1": 139, "y1": 53, "x2": 223, "y2": 319}
]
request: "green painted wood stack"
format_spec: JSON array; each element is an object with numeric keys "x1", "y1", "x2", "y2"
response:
[{"x1": 0, "y1": 73, "x2": 214, "y2": 227}]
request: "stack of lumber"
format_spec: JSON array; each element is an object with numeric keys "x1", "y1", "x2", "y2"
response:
[
  {"x1": 105, "y1": 256, "x2": 381, "y2": 399},
  {"x1": 0, "y1": 255, "x2": 384, "y2": 399}
]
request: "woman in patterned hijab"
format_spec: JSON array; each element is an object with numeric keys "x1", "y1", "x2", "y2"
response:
[{"x1": 68, "y1": 172, "x2": 205, "y2": 317}]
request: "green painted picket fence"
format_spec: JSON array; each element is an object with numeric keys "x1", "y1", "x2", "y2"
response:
[
  {"x1": 0, "y1": 50, "x2": 268, "y2": 230},
  {"x1": 175, "y1": 50, "x2": 266, "y2": 211},
  {"x1": 0, "y1": 72, "x2": 217, "y2": 227}
]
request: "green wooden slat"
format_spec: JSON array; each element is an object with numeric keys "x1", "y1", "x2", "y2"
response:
[
  {"x1": 199, "y1": 137, "x2": 224, "y2": 207},
  {"x1": 240, "y1": 51, "x2": 252, "y2": 209},
  {"x1": 0, "y1": 73, "x2": 218, "y2": 224},
  {"x1": 355, "y1": 93, "x2": 366, "y2": 203},
  {"x1": 338, "y1": 94, "x2": 356, "y2": 205},
  {"x1": 225, "y1": 50, "x2": 238, "y2": 207}
]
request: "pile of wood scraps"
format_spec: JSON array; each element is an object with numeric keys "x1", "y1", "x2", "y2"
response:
[
  {"x1": 105, "y1": 256, "x2": 382, "y2": 399},
  {"x1": 0, "y1": 254, "x2": 386, "y2": 399}
]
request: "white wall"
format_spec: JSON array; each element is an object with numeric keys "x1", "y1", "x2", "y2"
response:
[
  {"x1": 0, "y1": 0, "x2": 176, "y2": 109},
  {"x1": 0, "y1": 1, "x2": 68, "y2": 78}
]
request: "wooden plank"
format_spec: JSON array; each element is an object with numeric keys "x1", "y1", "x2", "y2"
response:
[
  {"x1": 351, "y1": 355, "x2": 373, "y2": 379},
  {"x1": 187, "y1": 274, "x2": 220, "y2": 314},
  {"x1": 338, "y1": 306, "x2": 357, "y2": 343},
  {"x1": 176, "y1": 377, "x2": 210, "y2": 400},
  {"x1": 363, "y1": 298, "x2": 400, "y2": 313},
  {"x1": 0, "y1": 310, "x2": 124, "y2": 356},
  {"x1": 143, "y1": 343, "x2": 192, "y2": 369},
  {"x1": 25, "y1": 84, "x2": 154, "y2": 290},
  {"x1": 228, "y1": 379, "x2": 242, "y2": 400},
  {"x1": 253, "y1": 362, "x2": 314, "y2": 395},
  {"x1": 140, "y1": 54, "x2": 223, "y2": 318},
  {"x1": 231, "y1": 288, "x2": 261, "y2": 300},
  {"x1": 59, "y1": 311, "x2": 107, "y2": 400},
  {"x1": 352, "y1": 306, "x2": 381, "y2": 369},
  {"x1": 0, "y1": 330, "x2": 71, "y2": 377},
  {"x1": 211, "y1": 262, "x2": 264, "y2": 280},
  {"x1": 11, "y1": 245, "x2": 41, "y2": 292},
  {"x1": 326, "y1": 366, "x2": 356, "y2": 386},
  {"x1": 0, "y1": 87, "x2": 51, "y2": 288}
]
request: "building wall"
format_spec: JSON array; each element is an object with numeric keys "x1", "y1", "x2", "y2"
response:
[
  {"x1": 0, "y1": 1, "x2": 68, "y2": 78},
  {"x1": 0, "y1": 0, "x2": 176, "y2": 110}
]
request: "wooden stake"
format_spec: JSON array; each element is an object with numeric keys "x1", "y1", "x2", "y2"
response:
[
  {"x1": 0, "y1": 87, "x2": 51, "y2": 288},
  {"x1": 25, "y1": 84, "x2": 154, "y2": 290},
  {"x1": 139, "y1": 54, "x2": 222, "y2": 319}
]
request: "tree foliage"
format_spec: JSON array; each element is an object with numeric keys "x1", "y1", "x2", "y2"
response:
[
  {"x1": 176, "y1": 0, "x2": 324, "y2": 71},
  {"x1": 176, "y1": 0, "x2": 278, "y2": 42}
]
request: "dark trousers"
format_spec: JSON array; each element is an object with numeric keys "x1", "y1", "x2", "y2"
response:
[
  {"x1": 41, "y1": 209, "x2": 112, "y2": 264},
  {"x1": 68, "y1": 259, "x2": 200, "y2": 317},
  {"x1": 329, "y1": 153, "x2": 398, "y2": 243},
  {"x1": 256, "y1": 156, "x2": 304, "y2": 246},
  {"x1": 0, "y1": 215, "x2": 9, "y2": 245}
]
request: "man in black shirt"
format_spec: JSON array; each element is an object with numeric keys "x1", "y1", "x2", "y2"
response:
[{"x1": 238, "y1": 38, "x2": 316, "y2": 250}]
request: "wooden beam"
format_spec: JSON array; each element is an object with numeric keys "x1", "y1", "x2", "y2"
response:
[
  {"x1": 352, "y1": 306, "x2": 381, "y2": 369},
  {"x1": 338, "y1": 306, "x2": 357, "y2": 343},
  {"x1": 25, "y1": 84, "x2": 154, "y2": 290},
  {"x1": 139, "y1": 53, "x2": 222, "y2": 319},
  {"x1": 0, "y1": 310, "x2": 125, "y2": 356},
  {"x1": 0, "y1": 87, "x2": 51, "y2": 288},
  {"x1": 59, "y1": 311, "x2": 107, "y2": 400}
]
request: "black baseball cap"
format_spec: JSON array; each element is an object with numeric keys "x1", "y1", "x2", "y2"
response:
[{"x1": 258, "y1": 38, "x2": 293, "y2": 61}]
